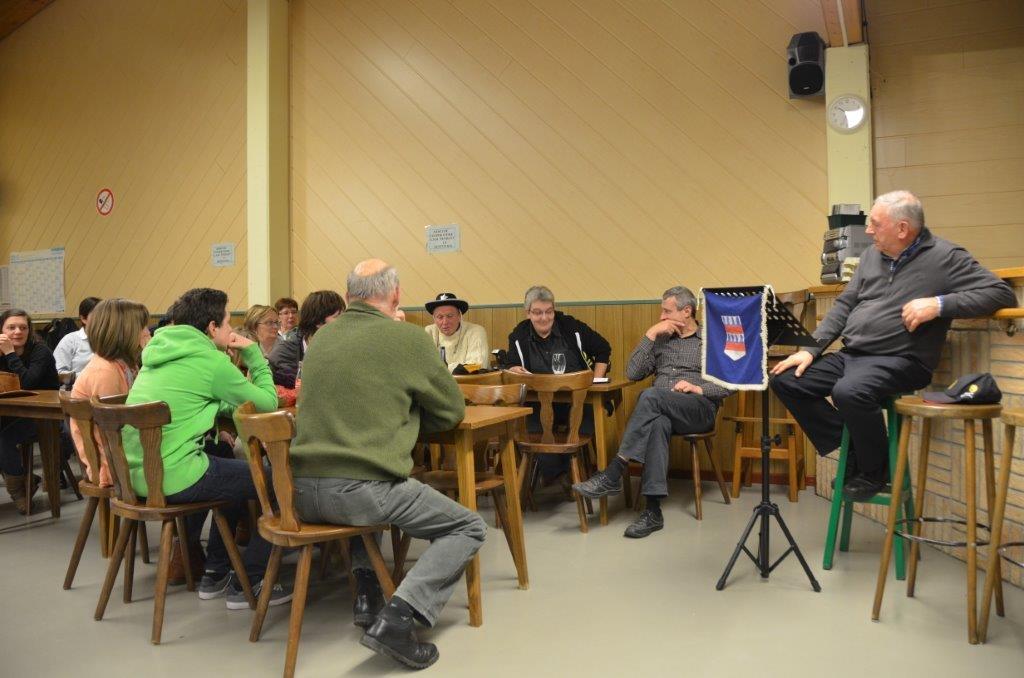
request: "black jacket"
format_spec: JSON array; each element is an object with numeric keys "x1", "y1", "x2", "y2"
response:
[
  {"x1": 813, "y1": 227, "x2": 1017, "y2": 371},
  {"x1": 506, "y1": 311, "x2": 611, "y2": 373},
  {"x1": 0, "y1": 341, "x2": 58, "y2": 390}
]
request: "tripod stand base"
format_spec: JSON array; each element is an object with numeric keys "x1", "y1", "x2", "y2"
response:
[{"x1": 716, "y1": 499, "x2": 822, "y2": 592}]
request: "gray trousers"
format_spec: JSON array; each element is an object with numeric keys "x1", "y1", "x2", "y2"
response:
[
  {"x1": 618, "y1": 388, "x2": 717, "y2": 497},
  {"x1": 293, "y1": 476, "x2": 486, "y2": 626}
]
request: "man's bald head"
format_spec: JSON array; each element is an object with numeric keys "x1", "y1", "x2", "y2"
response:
[{"x1": 347, "y1": 259, "x2": 400, "y2": 308}]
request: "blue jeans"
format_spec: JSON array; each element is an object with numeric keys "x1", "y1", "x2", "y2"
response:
[{"x1": 165, "y1": 454, "x2": 272, "y2": 580}]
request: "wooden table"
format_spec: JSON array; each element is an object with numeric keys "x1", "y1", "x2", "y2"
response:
[
  {"x1": 525, "y1": 378, "x2": 633, "y2": 525},
  {"x1": 0, "y1": 390, "x2": 65, "y2": 518},
  {"x1": 417, "y1": 405, "x2": 533, "y2": 627}
]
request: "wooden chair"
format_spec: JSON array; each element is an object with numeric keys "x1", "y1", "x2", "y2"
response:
[
  {"x1": 234, "y1": 402, "x2": 396, "y2": 678},
  {"x1": 725, "y1": 290, "x2": 810, "y2": 502},
  {"x1": 91, "y1": 399, "x2": 255, "y2": 645},
  {"x1": 60, "y1": 392, "x2": 146, "y2": 590},
  {"x1": 503, "y1": 370, "x2": 596, "y2": 533}
]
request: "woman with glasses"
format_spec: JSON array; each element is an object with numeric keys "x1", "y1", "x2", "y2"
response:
[{"x1": 239, "y1": 305, "x2": 281, "y2": 357}]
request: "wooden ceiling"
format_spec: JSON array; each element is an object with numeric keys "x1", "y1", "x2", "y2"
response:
[{"x1": 0, "y1": 0, "x2": 54, "y2": 42}]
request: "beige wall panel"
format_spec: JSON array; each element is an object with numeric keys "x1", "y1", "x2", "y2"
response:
[
  {"x1": 868, "y1": 0, "x2": 1024, "y2": 271},
  {"x1": 0, "y1": 0, "x2": 247, "y2": 314},
  {"x1": 291, "y1": 0, "x2": 829, "y2": 304}
]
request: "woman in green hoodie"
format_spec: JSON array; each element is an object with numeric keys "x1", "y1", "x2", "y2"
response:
[{"x1": 125, "y1": 288, "x2": 290, "y2": 609}]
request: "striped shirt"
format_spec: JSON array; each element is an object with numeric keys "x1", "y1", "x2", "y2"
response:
[{"x1": 626, "y1": 331, "x2": 733, "y2": 402}]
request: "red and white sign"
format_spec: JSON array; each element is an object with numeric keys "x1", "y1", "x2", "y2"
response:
[{"x1": 96, "y1": 188, "x2": 114, "y2": 216}]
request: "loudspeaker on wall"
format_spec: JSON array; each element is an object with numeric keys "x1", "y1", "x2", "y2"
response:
[{"x1": 787, "y1": 32, "x2": 826, "y2": 98}]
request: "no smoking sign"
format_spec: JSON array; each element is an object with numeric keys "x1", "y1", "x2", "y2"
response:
[{"x1": 96, "y1": 188, "x2": 114, "y2": 216}]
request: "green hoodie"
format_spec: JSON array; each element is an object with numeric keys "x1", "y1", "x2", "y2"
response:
[{"x1": 124, "y1": 324, "x2": 278, "y2": 496}]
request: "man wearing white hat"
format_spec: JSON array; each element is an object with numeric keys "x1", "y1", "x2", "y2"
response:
[{"x1": 424, "y1": 292, "x2": 490, "y2": 372}]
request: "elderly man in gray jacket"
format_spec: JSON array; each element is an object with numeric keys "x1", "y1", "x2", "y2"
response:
[{"x1": 770, "y1": 190, "x2": 1017, "y2": 501}]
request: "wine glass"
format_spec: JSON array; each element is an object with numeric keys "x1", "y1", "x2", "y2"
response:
[{"x1": 552, "y1": 352, "x2": 566, "y2": 375}]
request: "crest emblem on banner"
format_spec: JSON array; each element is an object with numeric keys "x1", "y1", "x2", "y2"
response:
[{"x1": 721, "y1": 315, "x2": 746, "y2": 361}]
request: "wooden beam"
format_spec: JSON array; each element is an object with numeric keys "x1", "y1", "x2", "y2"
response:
[
  {"x1": 820, "y1": 0, "x2": 864, "y2": 47},
  {"x1": 0, "y1": 0, "x2": 54, "y2": 42}
]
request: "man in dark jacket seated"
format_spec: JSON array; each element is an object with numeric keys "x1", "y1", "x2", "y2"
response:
[
  {"x1": 770, "y1": 190, "x2": 1017, "y2": 501},
  {"x1": 505, "y1": 285, "x2": 611, "y2": 484}
]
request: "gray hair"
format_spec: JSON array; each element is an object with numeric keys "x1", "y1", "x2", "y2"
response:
[
  {"x1": 523, "y1": 285, "x2": 554, "y2": 311},
  {"x1": 873, "y1": 190, "x2": 925, "y2": 232},
  {"x1": 346, "y1": 265, "x2": 399, "y2": 301},
  {"x1": 663, "y1": 286, "x2": 696, "y2": 314}
]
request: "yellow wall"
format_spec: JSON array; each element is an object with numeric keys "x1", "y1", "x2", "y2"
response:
[
  {"x1": 290, "y1": 0, "x2": 830, "y2": 305},
  {"x1": 869, "y1": 0, "x2": 1024, "y2": 269},
  {"x1": 0, "y1": 0, "x2": 247, "y2": 315}
]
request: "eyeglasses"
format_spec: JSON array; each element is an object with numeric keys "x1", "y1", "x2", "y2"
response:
[
  {"x1": 528, "y1": 309, "x2": 555, "y2": 317},
  {"x1": 259, "y1": 321, "x2": 281, "y2": 327}
]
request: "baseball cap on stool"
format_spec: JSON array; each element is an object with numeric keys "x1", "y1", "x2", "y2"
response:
[{"x1": 921, "y1": 373, "x2": 1002, "y2": 405}]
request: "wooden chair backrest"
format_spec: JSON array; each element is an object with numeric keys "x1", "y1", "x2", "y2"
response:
[
  {"x1": 234, "y1": 402, "x2": 301, "y2": 533},
  {"x1": 453, "y1": 371, "x2": 503, "y2": 385},
  {"x1": 0, "y1": 371, "x2": 20, "y2": 392},
  {"x1": 458, "y1": 383, "x2": 527, "y2": 407},
  {"x1": 59, "y1": 391, "x2": 127, "y2": 485},
  {"x1": 502, "y1": 370, "x2": 593, "y2": 444},
  {"x1": 91, "y1": 399, "x2": 170, "y2": 507}
]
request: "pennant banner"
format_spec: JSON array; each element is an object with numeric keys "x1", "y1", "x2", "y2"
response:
[{"x1": 701, "y1": 288, "x2": 768, "y2": 390}]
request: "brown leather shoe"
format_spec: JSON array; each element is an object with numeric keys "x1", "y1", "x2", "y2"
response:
[{"x1": 167, "y1": 539, "x2": 205, "y2": 586}]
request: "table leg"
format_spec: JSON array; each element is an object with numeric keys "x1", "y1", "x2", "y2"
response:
[
  {"x1": 589, "y1": 393, "x2": 609, "y2": 525},
  {"x1": 499, "y1": 421, "x2": 528, "y2": 589},
  {"x1": 454, "y1": 429, "x2": 482, "y2": 627},
  {"x1": 36, "y1": 420, "x2": 62, "y2": 518}
]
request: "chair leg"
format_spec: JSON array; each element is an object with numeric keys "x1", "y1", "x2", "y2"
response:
[
  {"x1": 690, "y1": 442, "x2": 703, "y2": 521},
  {"x1": 284, "y1": 545, "x2": 314, "y2": 678},
  {"x1": 981, "y1": 419, "x2": 1005, "y2": 617},
  {"x1": 823, "y1": 429, "x2": 850, "y2": 570},
  {"x1": 124, "y1": 521, "x2": 138, "y2": 603},
  {"x1": 64, "y1": 496, "x2": 100, "y2": 589},
  {"x1": 150, "y1": 520, "x2": 175, "y2": 644},
  {"x1": 250, "y1": 545, "x2": 284, "y2": 642},
  {"x1": 98, "y1": 498, "x2": 111, "y2": 558},
  {"x1": 568, "y1": 454, "x2": 588, "y2": 533},
  {"x1": 839, "y1": 501, "x2": 854, "y2": 552},
  {"x1": 138, "y1": 523, "x2": 150, "y2": 564},
  {"x1": 907, "y1": 419, "x2": 931, "y2": 597},
  {"x1": 337, "y1": 539, "x2": 353, "y2": 582},
  {"x1": 213, "y1": 509, "x2": 255, "y2": 609},
  {"x1": 62, "y1": 459, "x2": 83, "y2": 500},
  {"x1": 492, "y1": 488, "x2": 520, "y2": 575},
  {"x1": 318, "y1": 541, "x2": 331, "y2": 581},
  {"x1": 731, "y1": 433, "x2": 744, "y2": 499},
  {"x1": 95, "y1": 518, "x2": 131, "y2": 621},
  {"x1": 362, "y1": 532, "x2": 396, "y2": 598},
  {"x1": 704, "y1": 439, "x2": 730, "y2": 504},
  {"x1": 174, "y1": 517, "x2": 196, "y2": 591},
  {"x1": 21, "y1": 444, "x2": 33, "y2": 516}
]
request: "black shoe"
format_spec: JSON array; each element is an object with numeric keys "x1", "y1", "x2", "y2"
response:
[
  {"x1": 844, "y1": 476, "x2": 887, "y2": 502},
  {"x1": 361, "y1": 607, "x2": 439, "y2": 670},
  {"x1": 353, "y1": 570, "x2": 385, "y2": 629},
  {"x1": 832, "y1": 471, "x2": 861, "y2": 490},
  {"x1": 624, "y1": 510, "x2": 664, "y2": 538},
  {"x1": 572, "y1": 471, "x2": 623, "y2": 499}
]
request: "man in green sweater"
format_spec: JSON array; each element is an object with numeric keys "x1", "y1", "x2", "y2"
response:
[
  {"x1": 125, "y1": 287, "x2": 290, "y2": 609},
  {"x1": 291, "y1": 259, "x2": 482, "y2": 671}
]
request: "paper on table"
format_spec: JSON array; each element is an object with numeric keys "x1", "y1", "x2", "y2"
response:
[{"x1": 592, "y1": 377, "x2": 609, "y2": 383}]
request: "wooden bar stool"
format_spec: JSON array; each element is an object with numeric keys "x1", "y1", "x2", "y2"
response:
[
  {"x1": 979, "y1": 407, "x2": 1022, "y2": 643},
  {"x1": 872, "y1": 396, "x2": 1002, "y2": 644}
]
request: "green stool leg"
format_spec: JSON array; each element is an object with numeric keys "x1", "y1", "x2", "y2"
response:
[
  {"x1": 822, "y1": 427, "x2": 851, "y2": 570},
  {"x1": 839, "y1": 497, "x2": 854, "y2": 551}
]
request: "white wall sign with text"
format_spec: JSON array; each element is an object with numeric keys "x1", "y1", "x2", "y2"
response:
[
  {"x1": 211, "y1": 243, "x2": 236, "y2": 267},
  {"x1": 10, "y1": 247, "x2": 65, "y2": 314},
  {"x1": 426, "y1": 224, "x2": 460, "y2": 253}
]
